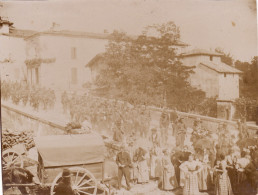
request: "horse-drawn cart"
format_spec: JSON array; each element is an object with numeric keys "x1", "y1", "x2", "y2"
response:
[{"x1": 3, "y1": 132, "x2": 110, "y2": 195}]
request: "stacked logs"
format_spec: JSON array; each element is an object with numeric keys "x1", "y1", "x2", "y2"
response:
[{"x1": 2, "y1": 129, "x2": 35, "y2": 151}]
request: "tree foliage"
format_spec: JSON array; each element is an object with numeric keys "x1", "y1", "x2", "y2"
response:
[
  {"x1": 95, "y1": 22, "x2": 210, "y2": 112},
  {"x1": 234, "y1": 56, "x2": 258, "y2": 121},
  {"x1": 215, "y1": 48, "x2": 233, "y2": 66},
  {"x1": 235, "y1": 56, "x2": 258, "y2": 99}
]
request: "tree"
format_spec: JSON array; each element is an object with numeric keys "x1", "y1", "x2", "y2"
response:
[
  {"x1": 235, "y1": 56, "x2": 258, "y2": 99},
  {"x1": 95, "y1": 22, "x2": 208, "y2": 112},
  {"x1": 234, "y1": 56, "x2": 258, "y2": 121},
  {"x1": 215, "y1": 48, "x2": 233, "y2": 66}
]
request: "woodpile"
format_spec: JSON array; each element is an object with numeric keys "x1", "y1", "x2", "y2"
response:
[{"x1": 2, "y1": 129, "x2": 35, "y2": 151}]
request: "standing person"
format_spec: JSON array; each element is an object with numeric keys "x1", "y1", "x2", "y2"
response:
[
  {"x1": 179, "y1": 154, "x2": 203, "y2": 195},
  {"x1": 149, "y1": 128, "x2": 161, "y2": 147},
  {"x1": 160, "y1": 108, "x2": 170, "y2": 145},
  {"x1": 61, "y1": 91, "x2": 69, "y2": 114},
  {"x1": 54, "y1": 168, "x2": 75, "y2": 195},
  {"x1": 116, "y1": 145, "x2": 132, "y2": 191},
  {"x1": 128, "y1": 141, "x2": 138, "y2": 184},
  {"x1": 137, "y1": 147, "x2": 149, "y2": 184},
  {"x1": 113, "y1": 121, "x2": 125, "y2": 143},
  {"x1": 214, "y1": 154, "x2": 234, "y2": 195},
  {"x1": 150, "y1": 145, "x2": 162, "y2": 180},
  {"x1": 162, "y1": 149, "x2": 178, "y2": 191},
  {"x1": 176, "y1": 118, "x2": 186, "y2": 149},
  {"x1": 197, "y1": 148, "x2": 211, "y2": 191}
]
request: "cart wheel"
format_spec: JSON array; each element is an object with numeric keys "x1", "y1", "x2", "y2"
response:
[
  {"x1": 50, "y1": 167, "x2": 98, "y2": 195},
  {"x1": 2, "y1": 150, "x2": 24, "y2": 170}
]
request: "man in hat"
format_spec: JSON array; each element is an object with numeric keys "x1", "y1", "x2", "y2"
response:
[
  {"x1": 116, "y1": 145, "x2": 132, "y2": 190},
  {"x1": 54, "y1": 168, "x2": 75, "y2": 195}
]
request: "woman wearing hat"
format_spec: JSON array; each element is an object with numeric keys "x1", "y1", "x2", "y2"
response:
[
  {"x1": 54, "y1": 168, "x2": 75, "y2": 195},
  {"x1": 161, "y1": 149, "x2": 178, "y2": 191}
]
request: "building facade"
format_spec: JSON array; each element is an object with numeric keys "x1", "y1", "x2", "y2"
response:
[
  {"x1": 25, "y1": 31, "x2": 108, "y2": 91},
  {"x1": 179, "y1": 48, "x2": 242, "y2": 119}
]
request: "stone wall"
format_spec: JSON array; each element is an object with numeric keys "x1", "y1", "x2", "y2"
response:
[
  {"x1": 1, "y1": 104, "x2": 65, "y2": 136},
  {"x1": 1, "y1": 103, "x2": 258, "y2": 138}
]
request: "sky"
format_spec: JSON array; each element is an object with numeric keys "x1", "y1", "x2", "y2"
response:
[{"x1": 1, "y1": 0, "x2": 257, "y2": 62}]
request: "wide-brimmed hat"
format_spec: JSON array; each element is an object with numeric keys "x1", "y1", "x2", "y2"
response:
[
  {"x1": 62, "y1": 168, "x2": 72, "y2": 178},
  {"x1": 162, "y1": 148, "x2": 169, "y2": 154},
  {"x1": 151, "y1": 128, "x2": 157, "y2": 132}
]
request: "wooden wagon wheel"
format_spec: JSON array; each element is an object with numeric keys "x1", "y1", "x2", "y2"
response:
[
  {"x1": 2, "y1": 150, "x2": 24, "y2": 170},
  {"x1": 50, "y1": 167, "x2": 98, "y2": 195}
]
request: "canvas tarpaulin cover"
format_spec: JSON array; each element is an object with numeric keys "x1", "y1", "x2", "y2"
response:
[{"x1": 34, "y1": 133, "x2": 105, "y2": 167}]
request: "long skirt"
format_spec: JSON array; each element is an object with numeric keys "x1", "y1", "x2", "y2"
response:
[
  {"x1": 130, "y1": 163, "x2": 138, "y2": 181},
  {"x1": 150, "y1": 156, "x2": 162, "y2": 179},
  {"x1": 198, "y1": 165, "x2": 211, "y2": 190},
  {"x1": 162, "y1": 169, "x2": 179, "y2": 191},
  {"x1": 138, "y1": 160, "x2": 149, "y2": 183},
  {"x1": 183, "y1": 172, "x2": 200, "y2": 195},
  {"x1": 176, "y1": 134, "x2": 185, "y2": 148},
  {"x1": 214, "y1": 172, "x2": 234, "y2": 195}
]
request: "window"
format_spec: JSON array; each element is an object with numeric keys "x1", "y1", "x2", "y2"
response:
[
  {"x1": 35, "y1": 68, "x2": 39, "y2": 84},
  {"x1": 210, "y1": 56, "x2": 213, "y2": 61},
  {"x1": 224, "y1": 73, "x2": 226, "y2": 77},
  {"x1": 71, "y1": 68, "x2": 77, "y2": 84},
  {"x1": 71, "y1": 47, "x2": 77, "y2": 59}
]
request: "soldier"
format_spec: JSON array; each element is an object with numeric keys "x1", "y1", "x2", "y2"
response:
[
  {"x1": 176, "y1": 118, "x2": 186, "y2": 148},
  {"x1": 113, "y1": 121, "x2": 125, "y2": 143},
  {"x1": 160, "y1": 107, "x2": 170, "y2": 145},
  {"x1": 61, "y1": 91, "x2": 69, "y2": 114}
]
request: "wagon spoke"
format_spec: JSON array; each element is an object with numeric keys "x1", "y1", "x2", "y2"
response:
[
  {"x1": 78, "y1": 178, "x2": 93, "y2": 187},
  {"x1": 10, "y1": 153, "x2": 15, "y2": 162},
  {"x1": 77, "y1": 189, "x2": 92, "y2": 195},
  {"x1": 78, "y1": 186, "x2": 95, "y2": 190},
  {"x1": 74, "y1": 170, "x2": 80, "y2": 185},
  {"x1": 76, "y1": 172, "x2": 88, "y2": 186},
  {"x1": 12, "y1": 156, "x2": 19, "y2": 163}
]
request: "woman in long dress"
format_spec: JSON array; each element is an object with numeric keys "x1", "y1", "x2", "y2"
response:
[
  {"x1": 137, "y1": 147, "x2": 149, "y2": 184},
  {"x1": 179, "y1": 154, "x2": 203, "y2": 195},
  {"x1": 198, "y1": 148, "x2": 211, "y2": 191},
  {"x1": 162, "y1": 149, "x2": 178, "y2": 191},
  {"x1": 150, "y1": 145, "x2": 162, "y2": 180},
  {"x1": 214, "y1": 154, "x2": 234, "y2": 195}
]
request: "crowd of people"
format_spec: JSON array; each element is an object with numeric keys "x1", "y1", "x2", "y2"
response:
[
  {"x1": 2, "y1": 85, "x2": 258, "y2": 194},
  {"x1": 61, "y1": 91, "x2": 151, "y2": 137},
  {"x1": 1, "y1": 81, "x2": 56, "y2": 111},
  {"x1": 113, "y1": 115, "x2": 258, "y2": 195},
  {"x1": 60, "y1": 90, "x2": 258, "y2": 194}
]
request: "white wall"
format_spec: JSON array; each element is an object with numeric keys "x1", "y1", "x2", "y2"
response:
[
  {"x1": 0, "y1": 35, "x2": 27, "y2": 82},
  {"x1": 0, "y1": 24, "x2": 10, "y2": 34},
  {"x1": 189, "y1": 64, "x2": 219, "y2": 98},
  {"x1": 26, "y1": 35, "x2": 108, "y2": 90},
  {"x1": 218, "y1": 73, "x2": 239, "y2": 100},
  {"x1": 180, "y1": 55, "x2": 221, "y2": 66}
]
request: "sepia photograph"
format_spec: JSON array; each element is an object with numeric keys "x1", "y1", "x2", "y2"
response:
[{"x1": 0, "y1": 0, "x2": 257, "y2": 194}]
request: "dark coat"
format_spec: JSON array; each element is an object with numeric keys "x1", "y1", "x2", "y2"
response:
[
  {"x1": 116, "y1": 151, "x2": 132, "y2": 167},
  {"x1": 54, "y1": 179, "x2": 75, "y2": 195}
]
